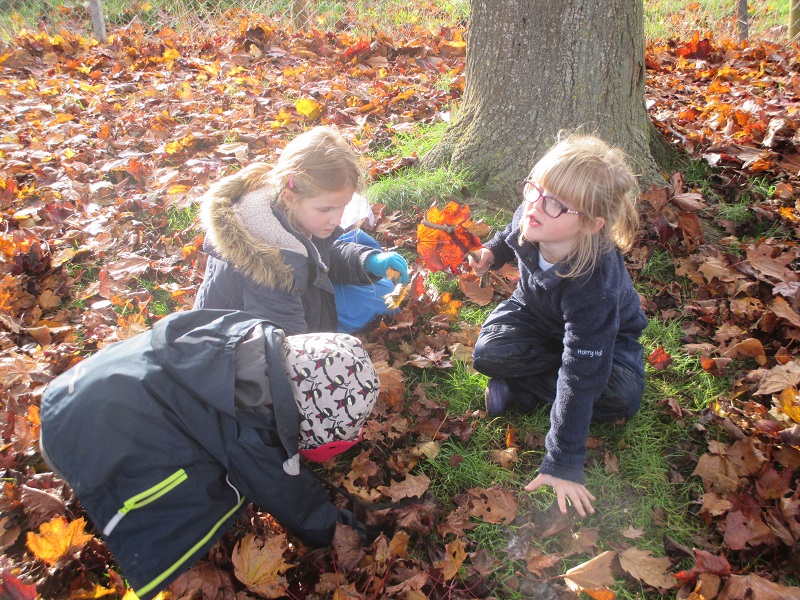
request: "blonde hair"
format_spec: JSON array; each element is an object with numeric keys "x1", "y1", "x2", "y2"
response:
[
  {"x1": 233, "y1": 126, "x2": 364, "y2": 227},
  {"x1": 521, "y1": 133, "x2": 639, "y2": 279}
]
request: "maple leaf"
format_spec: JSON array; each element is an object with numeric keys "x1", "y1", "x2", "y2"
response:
[
  {"x1": 26, "y1": 516, "x2": 93, "y2": 566},
  {"x1": 467, "y1": 487, "x2": 518, "y2": 524},
  {"x1": 378, "y1": 472, "x2": 430, "y2": 501},
  {"x1": 416, "y1": 201, "x2": 483, "y2": 273},
  {"x1": 166, "y1": 561, "x2": 235, "y2": 600},
  {"x1": 435, "y1": 537, "x2": 466, "y2": 582},
  {"x1": 618, "y1": 547, "x2": 678, "y2": 591},
  {"x1": 231, "y1": 534, "x2": 291, "y2": 598}
]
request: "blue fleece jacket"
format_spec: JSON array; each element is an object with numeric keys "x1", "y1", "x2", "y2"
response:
[{"x1": 484, "y1": 205, "x2": 647, "y2": 483}]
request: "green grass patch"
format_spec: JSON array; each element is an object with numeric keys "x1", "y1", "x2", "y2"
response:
[
  {"x1": 405, "y1": 315, "x2": 719, "y2": 597},
  {"x1": 366, "y1": 166, "x2": 478, "y2": 213}
]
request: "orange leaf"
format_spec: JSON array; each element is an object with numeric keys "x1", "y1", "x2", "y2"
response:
[
  {"x1": 26, "y1": 516, "x2": 93, "y2": 566},
  {"x1": 648, "y1": 346, "x2": 673, "y2": 370},
  {"x1": 436, "y1": 537, "x2": 466, "y2": 581},
  {"x1": 416, "y1": 201, "x2": 483, "y2": 273}
]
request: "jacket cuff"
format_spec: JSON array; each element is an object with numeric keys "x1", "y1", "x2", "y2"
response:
[{"x1": 538, "y1": 455, "x2": 586, "y2": 485}]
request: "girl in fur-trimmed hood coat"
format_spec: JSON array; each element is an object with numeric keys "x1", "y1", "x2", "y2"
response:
[{"x1": 193, "y1": 127, "x2": 409, "y2": 335}]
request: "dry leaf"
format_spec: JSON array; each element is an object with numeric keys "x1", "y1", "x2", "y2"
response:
[
  {"x1": 231, "y1": 534, "x2": 290, "y2": 598},
  {"x1": 618, "y1": 547, "x2": 678, "y2": 590},
  {"x1": 26, "y1": 516, "x2": 93, "y2": 566}
]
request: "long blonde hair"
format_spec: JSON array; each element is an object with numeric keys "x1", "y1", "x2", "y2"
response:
[
  {"x1": 522, "y1": 133, "x2": 639, "y2": 279},
  {"x1": 233, "y1": 126, "x2": 364, "y2": 227}
]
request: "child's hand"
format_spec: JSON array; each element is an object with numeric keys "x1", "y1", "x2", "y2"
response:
[
  {"x1": 525, "y1": 473, "x2": 596, "y2": 518},
  {"x1": 365, "y1": 252, "x2": 410, "y2": 284},
  {"x1": 468, "y1": 248, "x2": 494, "y2": 276}
]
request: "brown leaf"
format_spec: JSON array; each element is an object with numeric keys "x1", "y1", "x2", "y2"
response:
[
  {"x1": 525, "y1": 549, "x2": 562, "y2": 575},
  {"x1": 718, "y1": 573, "x2": 800, "y2": 600},
  {"x1": 755, "y1": 361, "x2": 800, "y2": 395},
  {"x1": 167, "y1": 561, "x2": 235, "y2": 600},
  {"x1": 467, "y1": 487, "x2": 518, "y2": 524},
  {"x1": 231, "y1": 534, "x2": 291, "y2": 598},
  {"x1": 333, "y1": 523, "x2": 364, "y2": 572},
  {"x1": 618, "y1": 547, "x2": 678, "y2": 590},
  {"x1": 378, "y1": 473, "x2": 430, "y2": 502},
  {"x1": 564, "y1": 551, "x2": 619, "y2": 598},
  {"x1": 490, "y1": 447, "x2": 519, "y2": 468}
]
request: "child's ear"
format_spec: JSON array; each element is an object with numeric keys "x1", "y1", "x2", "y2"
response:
[
  {"x1": 281, "y1": 188, "x2": 298, "y2": 207},
  {"x1": 587, "y1": 216, "x2": 605, "y2": 234}
]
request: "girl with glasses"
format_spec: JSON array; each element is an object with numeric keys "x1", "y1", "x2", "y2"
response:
[{"x1": 468, "y1": 134, "x2": 647, "y2": 518}]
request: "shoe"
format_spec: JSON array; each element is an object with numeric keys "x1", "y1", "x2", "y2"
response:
[{"x1": 485, "y1": 378, "x2": 511, "y2": 416}]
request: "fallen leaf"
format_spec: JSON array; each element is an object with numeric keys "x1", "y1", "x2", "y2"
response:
[
  {"x1": 436, "y1": 537, "x2": 466, "y2": 581},
  {"x1": 378, "y1": 473, "x2": 431, "y2": 501},
  {"x1": 231, "y1": 534, "x2": 290, "y2": 598},
  {"x1": 26, "y1": 516, "x2": 93, "y2": 566},
  {"x1": 564, "y1": 551, "x2": 619, "y2": 599},
  {"x1": 618, "y1": 547, "x2": 678, "y2": 590}
]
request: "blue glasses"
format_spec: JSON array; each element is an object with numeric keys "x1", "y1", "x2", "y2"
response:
[{"x1": 523, "y1": 180, "x2": 582, "y2": 218}]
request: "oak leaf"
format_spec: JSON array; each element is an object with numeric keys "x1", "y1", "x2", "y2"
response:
[{"x1": 231, "y1": 533, "x2": 290, "y2": 598}]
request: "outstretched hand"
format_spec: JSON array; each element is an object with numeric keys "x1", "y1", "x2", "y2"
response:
[
  {"x1": 525, "y1": 473, "x2": 596, "y2": 518},
  {"x1": 365, "y1": 251, "x2": 410, "y2": 284}
]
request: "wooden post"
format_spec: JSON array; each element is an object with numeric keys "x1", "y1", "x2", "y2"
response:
[
  {"x1": 88, "y1": 0, "x2": 107, "y2": 42},
  {"x1": 737, "y1": 0, "x2": 748, "y2": 42},
  {"x1": 792, "y1": 0, "x2": 800, "y2": 40}
]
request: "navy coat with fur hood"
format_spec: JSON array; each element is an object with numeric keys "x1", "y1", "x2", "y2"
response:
[
  {"x1": 39, "y1": 310, "x2": 363, "y2": 600},
  {"x1": 193, "y1": 170, "x2": 378, "y2": 335}
]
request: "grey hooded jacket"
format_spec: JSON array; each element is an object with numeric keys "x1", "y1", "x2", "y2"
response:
[{"x1": 193, "y1": 171, "x2": 378, "y2": 334}]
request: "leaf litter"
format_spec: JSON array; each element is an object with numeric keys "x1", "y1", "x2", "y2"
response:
[{"x1": 0, "y1": 19, "x2": 798, "y2": 600}]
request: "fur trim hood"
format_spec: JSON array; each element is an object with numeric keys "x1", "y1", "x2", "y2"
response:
[{"x1": 200, "y1": 170, "x2": 308, "y2": 291}]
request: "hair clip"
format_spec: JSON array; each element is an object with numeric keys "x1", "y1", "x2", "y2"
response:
[{"x1": 288, "y1": 173, "x2": 295, "y2": 189}]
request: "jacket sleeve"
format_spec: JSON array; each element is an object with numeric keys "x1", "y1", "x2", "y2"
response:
[
  {"x1": 327, "y1": 239, "x2": 379, "y2": 285},
  {"x1": 538, "y1": 275, "x2": 619, "y2": 484},
  {"x1": 226, "y1": 424, "x2": 348, "y2": 547},
  {"x1": 483, "y1": 204, "x2": 524, "y2": 270}
]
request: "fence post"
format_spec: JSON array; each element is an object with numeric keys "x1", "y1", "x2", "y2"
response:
[
  {"x1": 792, "y1": 0, "x2": 800, "y2": 40},
  {"x1": 88, "y1": 0, "x2": 107, "y2": 42},
  {"x1": 736, "y1": 0, "x2": 748, "y2": 41}
]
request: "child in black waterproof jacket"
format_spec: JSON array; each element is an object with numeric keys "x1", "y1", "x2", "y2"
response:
[{"x1": 39, "y1": 309, "x2": 380, "y2": 600}]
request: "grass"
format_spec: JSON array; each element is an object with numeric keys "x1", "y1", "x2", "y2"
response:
[
  {"x1": 364, "y1": 122, "x2": 726, "y2": 597},
  {"x1": 366, "y1": 165, "x2": 478, "y2": 213}
]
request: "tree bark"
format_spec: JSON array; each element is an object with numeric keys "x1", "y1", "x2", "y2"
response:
[{"x1": 422, "y1": 0, "x2": 670, "y2": 209}]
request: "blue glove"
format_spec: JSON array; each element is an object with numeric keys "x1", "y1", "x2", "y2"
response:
[{"x1": 365, "y1": 251, "x2": 409, "y2": 284}]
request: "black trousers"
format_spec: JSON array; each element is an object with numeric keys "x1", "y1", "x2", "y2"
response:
[{"x1": 472, "y1": 299, "x2": 644, "y2": 422}]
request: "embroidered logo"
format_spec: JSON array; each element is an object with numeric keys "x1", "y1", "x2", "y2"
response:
[{"x1": 576, "y1": 348, "x2": 603, "y2": 358}]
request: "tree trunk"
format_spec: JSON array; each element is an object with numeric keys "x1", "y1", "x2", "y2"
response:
[{"x1": 422, "y1": 0, "x2": 669, "y2": 209}]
